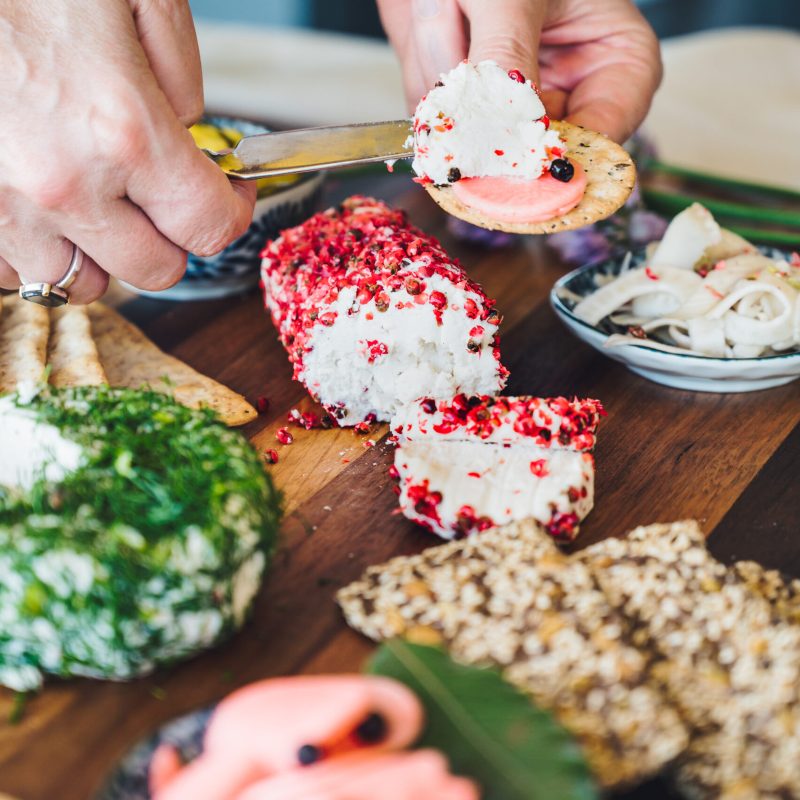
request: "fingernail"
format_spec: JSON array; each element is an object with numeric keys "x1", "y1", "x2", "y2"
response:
[{"x1": 413, "y1": 0, "x2": 441, "y2": 19}]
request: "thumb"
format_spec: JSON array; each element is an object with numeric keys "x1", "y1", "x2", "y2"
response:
[
  {"x1": 461, "y1": 0, "x2": 546, "y2": 87},
  {"x1": 129, "y1": 0, "x2": 204, "y2": 125}
]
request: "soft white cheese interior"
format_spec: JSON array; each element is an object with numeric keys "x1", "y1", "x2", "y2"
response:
[
  {"x1": 411, "y1": 60, "x2": 564, "y2": 184},
  {"x1": 397, "y1": 439, "x2": 594, "y2": 539},
  {"x1": 301, "y1": 271, "x2": 502, "y2": 426},
  {"x1": 0, "y1": 398, "x2": 83, "y2": 491}
]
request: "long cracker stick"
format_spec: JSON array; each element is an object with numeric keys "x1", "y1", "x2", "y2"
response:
[
  {"x1": 48, "y1": 305, "x2": 107, "y2": 388},
  {"x1": 0, "y1": 293, "x2": 49, "y2": 393}
]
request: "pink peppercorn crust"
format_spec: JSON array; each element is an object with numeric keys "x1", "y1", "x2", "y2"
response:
[
  {"x1": 392, "y1": 394, "x2": 605, "y2": 450},
  {"x1": 260, "y1": 197, "x2": 507, "y2": 425},
  {"x1": 389, "y1": 394, "x2": 603, "y2": 543}
]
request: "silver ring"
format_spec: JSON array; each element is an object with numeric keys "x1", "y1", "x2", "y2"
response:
[{"x1": 19, "y1": 244, "x2": 84, "y2": 307}]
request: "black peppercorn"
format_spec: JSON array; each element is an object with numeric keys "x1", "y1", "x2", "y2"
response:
[
  {"x1": 447, "y1": 167, "x2": 462, "y2": 183},
  {"x1": 297, "y1": 744, "x2": 323, "y2": 765},
  {"x1": 549, "y1": 158, "x2": 575, "y2": 182},
  {"x1": 355, "y1": 712, "x2": 387, "y2": 744}
]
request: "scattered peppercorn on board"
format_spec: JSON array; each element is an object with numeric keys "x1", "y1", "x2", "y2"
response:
[{"x1": 1, "y1": 172, "x2": 799, "y2": 800}]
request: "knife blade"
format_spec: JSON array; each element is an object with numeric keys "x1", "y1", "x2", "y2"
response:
[{"x1": 204, "y1": 120, "x2": 413, "y2": 180}]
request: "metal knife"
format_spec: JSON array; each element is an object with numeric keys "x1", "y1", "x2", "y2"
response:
[{"x1": 203, "y1": 120, "x2": 413, "y2": 180}]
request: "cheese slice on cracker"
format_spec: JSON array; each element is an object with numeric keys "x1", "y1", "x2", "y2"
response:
[{"x1": 424, "y1": 120, "x2": 635, "y2": 234}]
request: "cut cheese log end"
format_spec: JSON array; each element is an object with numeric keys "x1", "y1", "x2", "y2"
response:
[
  {"x1": 391, "y1": 394, "x2": 603, "y2": 542},
  {"x1": 451, "y1": 164, "x2": 587, "y2": 224},
  {"x1": 261, "y1": 197, "x2": 507, "y2": 426},
  {"x1": 395, "y1": 440, "x2": 594, "y2": 542}
]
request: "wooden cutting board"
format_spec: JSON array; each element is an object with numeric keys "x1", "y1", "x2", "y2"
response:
[{"x1": 1, "y1": 170, "x2": 798, "y2": 800}]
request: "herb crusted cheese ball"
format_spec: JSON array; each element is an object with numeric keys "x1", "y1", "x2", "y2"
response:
[{"x1": 0, "y1": 386, "x2": 281, "y2": 691}]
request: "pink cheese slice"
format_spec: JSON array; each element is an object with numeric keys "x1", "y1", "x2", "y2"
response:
[{"x1": 451, "y1": 163, "x2": 587, "y2": 223}]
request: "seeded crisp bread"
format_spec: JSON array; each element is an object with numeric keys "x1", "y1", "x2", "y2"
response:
[
  {"x1": 338, "y1": 519, "x2": 689, "y2": 789},
  {"x1": 48, "y1": 305, "x2": 106, "y2": 388},
  {"x1": 0, "y1": 293, "x2": 49, "y2": 393},
  {"x1": 87, "y1": 303, "x2": 256, "y2": 427},
  {"x1": 425, "y1": 121, "x2": 636, "y2": 234},
  {"x1": 580, "y1": 522, "x2": 800, "y2": 800}
]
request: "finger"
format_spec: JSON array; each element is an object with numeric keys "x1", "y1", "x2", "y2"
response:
[
  {"x1": 565, "y1": 58, "x2": 661, "y2": 142},
  {"x1": 2, "y1": 237, "x2": 110, "y2": 305},
  {"x1": 0, "y1": 255, "x2": 19, "y2": 290},
  {"x1": 540, "y1": 88, "x2": 568, "y2": 119},
  {"x1": 126, "y1": 113, "x2": 257, "y2": 258},
  {"x1": 460, "y1": 0, "x2": 546, "y2": 87},
  {"x1": 130, "y1": 0, "x2": 204, "y2": 125},
  {"x1": 377, "y1": 0, "x2": 434, "y2": 110},
  {"x1": 64, "y1": 198, "x2": 188, "y2": 292},
  {"x1": 410, "y1": 0, "x2": 467, "y2": 91}
]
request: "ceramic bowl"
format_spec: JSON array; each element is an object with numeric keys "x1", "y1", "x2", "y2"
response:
[
  {"x1": 550, "y1": 248, "x2": 800, "y2": 393},
  {"x1": 95, "y1": 707, "x2": 212, "y2": 800},
  {"x1": 134, "y1": 116, "x2": 324, "y2": 301}
]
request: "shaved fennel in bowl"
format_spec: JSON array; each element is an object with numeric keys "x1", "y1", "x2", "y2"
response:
[{"x1": 571, "y1": 203, "x2": 800, "y2": 359}]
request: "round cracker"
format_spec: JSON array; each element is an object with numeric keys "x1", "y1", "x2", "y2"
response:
[{"x1": 424, "y1": 120, "x2": 636, "y2": 234}]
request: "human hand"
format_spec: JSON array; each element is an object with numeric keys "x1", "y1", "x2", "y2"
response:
[
  {"x1": 0, "y1": 0, "x2": 255, "y2": 303},
  {"x1": 377, "y1": 0, "x2": 662, "y2": 143}
]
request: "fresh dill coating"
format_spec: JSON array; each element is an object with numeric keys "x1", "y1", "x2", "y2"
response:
[{"x1": 0, "y1": 386, "x2": 282, "y2": 690}]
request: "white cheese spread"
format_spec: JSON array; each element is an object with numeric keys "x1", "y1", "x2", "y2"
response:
[
  {"x1": 0, "y1": 398, "x2": 83, "y2": 491},
  {"x1": 411, "y1": 60, "x2": 564, "y2": 185}
]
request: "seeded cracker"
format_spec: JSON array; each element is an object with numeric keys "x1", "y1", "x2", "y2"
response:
[
  {"x1": 425, "y1": 121, "x2": 636, "y2": 234},
  {"x1": 731, "y1": 560, "x2": 800, "y2": 625},
  {"x1": 580, "y1": 522, "x2": 800, "y2": 799},
  {"x1": 87, "y1": 303, "x2": 256, "y2": 426},
  {"x1": 337, "y1": 519, "x2": 688, "y2": 789},
  {"x1": 48, "y1": 305, "x2": 107, "y2": 387},
  {"x1": 0, "y1": 293, "x2": 49, "y2": 392}
]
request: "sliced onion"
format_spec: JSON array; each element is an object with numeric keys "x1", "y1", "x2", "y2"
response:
[{"x1": 574, "y1": 266, "x2": 702, "y2": 326}]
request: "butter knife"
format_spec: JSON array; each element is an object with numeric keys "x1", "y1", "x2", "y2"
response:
[{"x1": 203, "y1": 120, "x2": 413, "y2": 180}]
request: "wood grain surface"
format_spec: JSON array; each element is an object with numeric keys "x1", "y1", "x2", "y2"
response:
[{"x1": 0, "y1": 170, "x2": 798, "y2": 800}]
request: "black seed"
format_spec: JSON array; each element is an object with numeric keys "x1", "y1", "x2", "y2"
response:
[
  {"x1": 447, "y1": 167, "x2": 462, "y2": 183},
  {"x1": 549, "y1": 158, "x2": 574, "y2": 182},
  {"x1": 298, "y1": 744, "x2": 322, "y2": 765},
  {"x1": 434, "y1": 80, "x2": 444, "y2": 87},
  {"x1": 355, "y1": 712, "x2": 387, "y2": 744}
]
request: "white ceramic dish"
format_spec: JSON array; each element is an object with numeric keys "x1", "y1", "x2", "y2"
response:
[{"x1": 551, "y1": 250, "x2": 800, "y2": 393}]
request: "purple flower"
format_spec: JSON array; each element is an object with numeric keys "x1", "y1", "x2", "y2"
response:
[
  {"x1": 548, "y1": 226, "x2": 613, "y2": 265},
  {"x1": 446, "y1": 216, "x2": 517, "y2": 248},
  {"x1": 628, "y1": 210, "x2": 668, "y2": 246}
]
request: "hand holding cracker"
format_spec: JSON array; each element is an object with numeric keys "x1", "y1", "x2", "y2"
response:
[{"x1": 379, "y1": 0, "x2": 661, "y2": 144}]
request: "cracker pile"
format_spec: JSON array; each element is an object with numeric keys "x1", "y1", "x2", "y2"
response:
[
  {"x1": 582, "y1": 523, "x2": 800, "y2": 799},
  {"x1": 339, "y1": 520, "x2": 800, "y2": 796},
  {"x1": 0, "y1": 295, "x2": 255, "y2": 426},
  {"x1": 338, "y1": 521, "x2": 689, "y2": 789}
]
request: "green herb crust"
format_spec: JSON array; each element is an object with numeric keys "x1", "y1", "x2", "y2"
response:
[{"x1": 0, "y1": 386, "x2": 282, "y2": 691}]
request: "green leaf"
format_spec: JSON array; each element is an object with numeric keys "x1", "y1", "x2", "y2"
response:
[{"x1": 368, "y1": 640, "x2": 597, "y2": 800}]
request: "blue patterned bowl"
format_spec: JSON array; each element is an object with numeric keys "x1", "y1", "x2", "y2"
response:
[{"x1": 134, "y1": 116, "x2": 324, "y2": 301}]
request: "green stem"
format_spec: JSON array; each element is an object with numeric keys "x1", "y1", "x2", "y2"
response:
[
  {"x1": 647, "y1": 160, "x2": 800, "y2": 202},
  {"x1": 642, "y1": 187, "x2": 800, "y2": 227}
]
